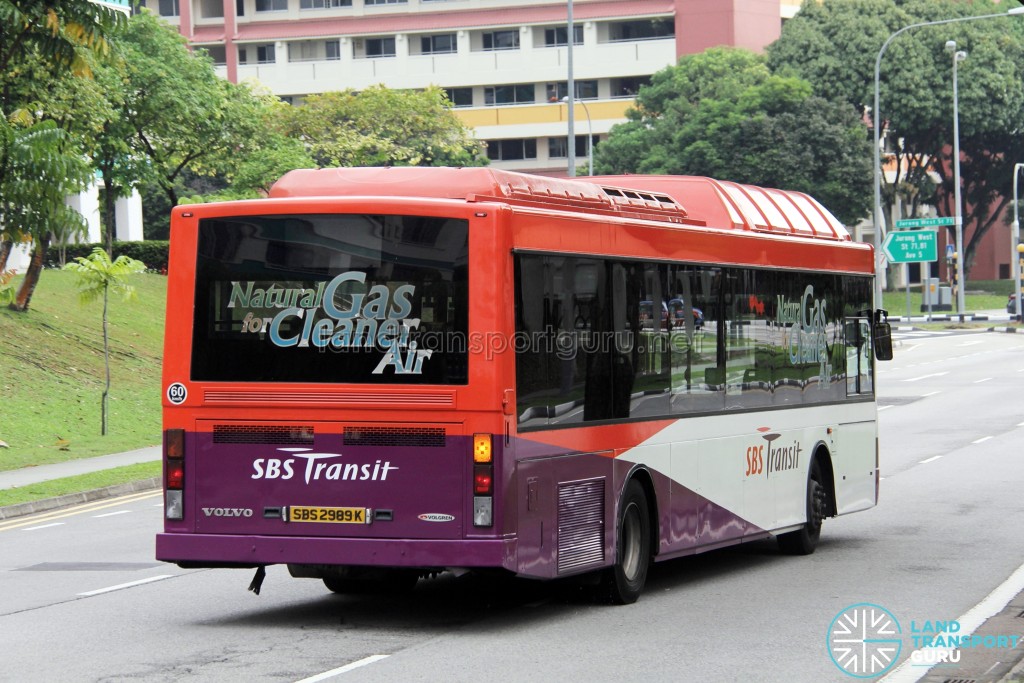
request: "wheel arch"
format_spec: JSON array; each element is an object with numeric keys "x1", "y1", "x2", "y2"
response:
[
  {"x1": 812, "y1": 443, "x2": 838, "y2": 518},
  {"x1": 622, "y1": 465, "x2": 659, "y2": 559}
]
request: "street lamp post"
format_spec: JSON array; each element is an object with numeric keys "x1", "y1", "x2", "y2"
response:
[
  {"x1": 871, "y1": 8, "x2": 1024, "y2": 311},
  {"x1": 1013, "y1": 163, "x2": 1024, "y2": 322},
  {"x1": 945, "y1": 40, "x2": 967, "y2": 322},
  {"x1": 561, "y1": 96, "x2": 592, "y2": 175}
]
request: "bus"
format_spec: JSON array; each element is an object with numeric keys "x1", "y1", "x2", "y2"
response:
[{"x1": 156, "y1": 167, "x2": 892, "y2": 604}]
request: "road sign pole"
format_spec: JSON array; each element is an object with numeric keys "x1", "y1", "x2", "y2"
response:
[{"x1": 905, "y1": 264, "x2": 911, "y2": 319}]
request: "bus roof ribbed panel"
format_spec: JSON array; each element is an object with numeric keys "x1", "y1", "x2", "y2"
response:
[{"x1": 269, "y1": 168, "x2": 850, "y2": 241}]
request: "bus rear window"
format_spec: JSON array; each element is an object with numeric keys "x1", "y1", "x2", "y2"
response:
[{"x1": 191, "y1": 214, "x2": 468, "y2": 384}]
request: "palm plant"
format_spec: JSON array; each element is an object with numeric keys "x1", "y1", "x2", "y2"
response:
[{"x1": 64, "y1": 247, "x2": 145, "y2": 435}]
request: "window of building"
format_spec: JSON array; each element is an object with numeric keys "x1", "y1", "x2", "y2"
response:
[
  {"x1": 484, "y1": 84, "x2": 534, "y2": 106},
  {"x1": 482, "y1": 30, "x2": 520, "y2": 51},
  {"x1": 487, "y1": 139, "x2": 537, "y2": 161},
  {"x1": 300, "y1": 0, "x2": 351, "y2": 7},
  {"x1": 200, "y1": 0, "x2": 223, "y2": 18},
  {"x1": 543, "y1": 25, "x2": 583, "y2": 47},
  {"x1": 608, "y1": 18, "x2": 675, "y2": 41},
  {"x1": 444, "y1": 87, "x2": 473, "y2": 107},
  {"x1": 289, "y1": 40, "x2": 341, "y2": 62},
  {"x1": 158, "y1": 0, "x2": 179, "y2": 17},
  {"x1": 610, "y1": 76, "x2": 648, "y2": 98},
  {"x1": 421, "y1": 33, "x2": 457, "y2": 54},
  {"x1": 548, "y1": 136, "x2": 590, "y2": 159},
  {"x1": 200, "y1": 45, "x2": 227, "y2": 65},
  {"x1": 365, "y1": 0, "x2": 406, "y2": 4},
  {"x1": 255, "y1": 0, "x2": 287, "y2": 10},
  {"x1": 256, "y1": 44, "x2": 276, "y2": 64},
  {"x1": 545, "y1": 80, "x2": 598, "y2": 102},
  {"x1": 363, "y1": 37, "x2": 396, "y2": 57}
]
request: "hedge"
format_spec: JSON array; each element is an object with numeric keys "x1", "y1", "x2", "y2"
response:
[{"x1": 46, "y1": 241, "x2": 170, "y2": 272}]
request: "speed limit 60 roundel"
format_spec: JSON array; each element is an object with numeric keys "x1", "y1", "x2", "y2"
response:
[{"x1": 167, "y1": 382, "x2": 187, "y2": 405}]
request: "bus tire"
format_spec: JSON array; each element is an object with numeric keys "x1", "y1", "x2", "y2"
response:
[
  {"x1": 777, "y1": 459, "x2": 827, "y2": 556},
  {"x1": 600, "y1": 479, "x2": 651, "y2": 605}
]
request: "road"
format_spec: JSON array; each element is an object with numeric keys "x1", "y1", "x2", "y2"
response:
[{"x1": 1, "y1": 330, "x2": 1022, "y2": 683}]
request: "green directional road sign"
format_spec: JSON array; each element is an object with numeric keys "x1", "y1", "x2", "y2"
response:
[
  {"x1": 883, "y1": 229, "x2": 938, "y2": 263},
  {"x1": 893, "y1": 216, "x2": 955, "y2": 229}
]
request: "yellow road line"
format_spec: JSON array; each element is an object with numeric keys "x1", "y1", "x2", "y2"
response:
[{"x1": 0, "y1": 490, "x2": 162, "y2": 532}]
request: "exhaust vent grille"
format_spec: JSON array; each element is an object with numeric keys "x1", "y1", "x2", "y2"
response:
[
  {"x1": 343, "y1": 427, "x2": 446, "y2": 448},
  {"x1": 213, "y1": 425, "x2": 315, "y2": 445},
  {"x1": 557, "y1": 479, "x2": 605, "y2": 574}
]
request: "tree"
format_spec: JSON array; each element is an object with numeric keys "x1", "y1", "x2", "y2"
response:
[
  {"x1": 1, "y1": 117, "x2": 91, "y2": 310},
  {"x1": 0, "y1": 0, "x2": 124, "y2": 88},
  {"x1": 1, "y1": 0, "x2": 124, "y2": 310},
  {"x1": 767, "y1": 0, "x2": 1024, "y2": 277},
  {"x1": 594, "y1": 48, "x2": 873, "y2": 225},
  {"x1": 110, "y1": 11, "x2": 268, "y2": 208},
  {"x1": 64, "y1": 247, "x2": 145, "y2": 435},
  {"x1": 279, "y1": 85, "x2": 488, "y2": 168}
]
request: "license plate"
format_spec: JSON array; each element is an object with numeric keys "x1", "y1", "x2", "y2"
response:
[{"x1": 287, "y1": 506, "x2": 369, "y2": 524}]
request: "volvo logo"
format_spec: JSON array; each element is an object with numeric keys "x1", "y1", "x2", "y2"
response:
[{"x1": 202, "y1": 507, "x2": 254, "y2": 518}]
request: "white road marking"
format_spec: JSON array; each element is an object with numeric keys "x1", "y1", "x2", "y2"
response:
[
  {"x1": 878, "y1": 405, "x2": 895, "y2": 411},
  {"x1": 972, "y1": 436, "x2": 993, "y2": 444},
  {"x1": 92, "y1": 510, "x2": 131, "y2": 518},
  {"x1": 294, "y1": 655, "x2": 390, "y2": 682},
  {"x1": 902, "y1": 372, "x2": 949, "y2": 383},
  {"x1": 880, "y1": 561, "x2": 1024, "y2": 683},
  {"x1": 922, "y1": 391, "x2": 941, "y2": 397},
  {"x1": 918, "y1": 456, "x2": 942, "y2": 464},
  {"x1": 974, "y1": 377, "x2": 993, "y2": 384},
  {"x1": 77, "y1": 575, "x2": 174, "y2": 597},
  {"x1": 21, "y1": 522, "x2": 65, "y2": 531},
  {"x1": 957, "y1": 340, "x2": 984, "y2": 347}
]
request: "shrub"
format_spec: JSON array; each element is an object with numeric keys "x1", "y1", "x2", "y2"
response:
[{"x1": 47, "y1": 241, "x2": 170, "y2": 273}]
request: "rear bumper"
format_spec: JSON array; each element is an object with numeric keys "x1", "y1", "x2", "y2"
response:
[{"x1": 156, "y1": 532, "x2": 518, "y2": 571}]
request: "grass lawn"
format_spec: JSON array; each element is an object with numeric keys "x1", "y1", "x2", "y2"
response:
[
  {"x1": 0, "y1": 461, "x2": 161, "y2": 508},
  {"x1": 0, "y1": 269, "x2": 165, "y2": 473}
]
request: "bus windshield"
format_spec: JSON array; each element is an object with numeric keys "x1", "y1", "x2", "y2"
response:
[{"x1": 190, "y1": 213, "x2": 469, "y2": 384}]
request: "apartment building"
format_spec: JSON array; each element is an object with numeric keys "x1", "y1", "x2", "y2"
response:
[{"x1": 146, "y1": 0, "x2": 795, "y2": 174}]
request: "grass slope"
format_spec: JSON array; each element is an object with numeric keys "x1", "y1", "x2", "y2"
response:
[{"x1": 0, "y1": 269, "x2": 166, "y2": 472}]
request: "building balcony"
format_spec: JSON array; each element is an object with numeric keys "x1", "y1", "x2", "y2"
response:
[{"x1": 230, "y1": 37, "x2": 673, "y2": 95}]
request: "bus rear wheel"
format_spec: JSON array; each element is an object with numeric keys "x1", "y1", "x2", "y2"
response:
[
  {"x1": 600, "y1": 480, "x2": 651, "y2": 605},
  {"x1": 778, "y1": 459, "x2": 827, "y2": 556}
]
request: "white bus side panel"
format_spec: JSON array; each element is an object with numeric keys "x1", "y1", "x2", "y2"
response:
[{"x1": 618, "y1": 403, "x2": 878, "y2": 535}]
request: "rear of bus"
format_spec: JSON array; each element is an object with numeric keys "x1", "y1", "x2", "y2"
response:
[{"x1": 155, "y1": 195, "x2": 516, "y2": 586}]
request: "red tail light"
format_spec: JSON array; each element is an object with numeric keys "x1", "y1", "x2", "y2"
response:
[
  {"x1": 166, "y1": 462, "x2": 185, "y2": 490},
  {"x1": 164, "y1": 429, "x2": 185, "y2": 520},
  {"x1": 473, "y1": 467, "x2": 493, "y2": 495}
]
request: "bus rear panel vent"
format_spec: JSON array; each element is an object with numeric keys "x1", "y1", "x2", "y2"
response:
[
  {"x1": 213, "y1": 425, "x2": 315, "y2": 445},
  {"x1": 343, "y1": 427, "x2": 446, "y2": 448},
  {"x1": 557, "y1": 479, "x2": 605, "y2": 574}
]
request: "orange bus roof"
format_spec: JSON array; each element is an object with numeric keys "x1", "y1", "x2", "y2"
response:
[{"x1": 269, "y1": 167, "x2": 850, "y2": 241}]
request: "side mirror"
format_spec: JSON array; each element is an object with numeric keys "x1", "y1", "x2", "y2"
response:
[{"x1": 873, "y1": 309, "x2": 893, "y2": 361}]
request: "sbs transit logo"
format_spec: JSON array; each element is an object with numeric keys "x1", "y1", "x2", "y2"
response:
[{"x1": 827, "y1": 603, "x2": 902, "y2": 677}]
